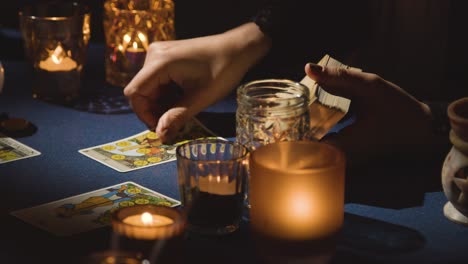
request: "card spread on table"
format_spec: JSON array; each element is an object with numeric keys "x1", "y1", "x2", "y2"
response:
[
  {"x1": 0, "y1": 133, "x2": 41, "y2": 164},
  {"x1": 79, "y1": 118, "x2": 219, "y2": 172},
  {"x1": 11, "y1": 181, "x2": 180, "y2": 236}
]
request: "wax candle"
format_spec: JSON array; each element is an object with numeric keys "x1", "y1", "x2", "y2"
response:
[
  {"x1": 123, "y1": 212, "x2": 174, "y2": 227},
  {"x1": 111, "y1": 205, "x2": 186, "y2": 240},
  {"x1": 39, "y1": 44, "x2": 77, "y2": 72},
  {"x1": 125, "y1": 41, "x2": 146, "y2": 71},
  {"x1": 197, "y1": 174, "x2": 237, "y2": 195}
]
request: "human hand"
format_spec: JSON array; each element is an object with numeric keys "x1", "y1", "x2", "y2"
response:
[
  {"x1": 305, "y1": 63, "x2": 441, "y2": 166},
  {"x1": 124, "y1": 23, "x2": 271, "y2": 143}
]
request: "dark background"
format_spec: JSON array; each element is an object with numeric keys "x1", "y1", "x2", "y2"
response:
[{"x1": 1, "y1": 0, "x2": 467, "y2": 101}]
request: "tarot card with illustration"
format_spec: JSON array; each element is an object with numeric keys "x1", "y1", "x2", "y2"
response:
[
  {"x1": 79, "y1": 118, "x2": 220, "y2": 172},
  {"x1": 0, "y1": 133, "x2": 41, "y2": 164},
  {"x1": 11, "y1": 181, "x2": 180, "y2": 236}
]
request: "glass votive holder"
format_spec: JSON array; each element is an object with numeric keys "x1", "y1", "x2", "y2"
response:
[
  {"x1": 236, "y1": 79, "x2": 311, "y2": 210},
  {"x1": 19, "y1": 1, "x2": 91, "y2": 105},
  {"x1": 111, "y1": 204, "x2": 186, "y2": 264},
  {"x1": 103, "y1": 0, "x2": 175, "y2": 87},
  {"x1": 176, "y1": 138, "x2": 249, "y2": 235},
  {"x1": 249, "y1": 141, "x2": 346, "y2": 262},
  {"x1": 236, "y1": 79, "x2": 311, "y2": 151}
]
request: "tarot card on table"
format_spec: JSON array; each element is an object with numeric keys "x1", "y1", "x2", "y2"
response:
[
  {"x1": 0, "y1": 133, "x2": 40, "y2": 164},
  {"x1": 11, "y1": 181, "x2": 180, "y2": 236},
  {"x1": 79, "y1": 118, "x2": 219, "y2": 172}
]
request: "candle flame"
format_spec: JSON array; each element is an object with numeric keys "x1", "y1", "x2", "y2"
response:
[
  {"x1": 138, "y1": 32, "x2": 147, "y2": 43},
  {"x1": 132, "y1": 41, "x2": 138, "y2": 50},
  {"x1": 141, "y1": 212, "x2": 153, "y2": 225},
  {"x1": 123, "y1": 33, "x2": 131, "y2": 44},
  {"x1": 51, "y1": 44, "x2": 66, "y2": 64},
  {"x1": 290, "y1": 192, "x2": 313, "y2": 220}
]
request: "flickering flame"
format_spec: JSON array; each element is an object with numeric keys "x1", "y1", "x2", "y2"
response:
[
  {"x1": 51, "y1": 44, "x2": 66, "y2": 64},
  {"x1": 141, "y1": 212, "x2": 153, "y2": 225}
]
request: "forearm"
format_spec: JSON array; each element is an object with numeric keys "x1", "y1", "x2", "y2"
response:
[{"x1": 219, "y1": 22, "x2": 272, "y2": 73}]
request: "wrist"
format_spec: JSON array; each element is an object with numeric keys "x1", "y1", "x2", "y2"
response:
[{"x1": 221, "y1": 22, "x2": 272, "y2": 70}]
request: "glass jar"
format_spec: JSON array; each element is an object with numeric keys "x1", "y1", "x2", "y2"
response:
[{"x1": 236, "y1": 79, "x2": 311, "y2": 151}]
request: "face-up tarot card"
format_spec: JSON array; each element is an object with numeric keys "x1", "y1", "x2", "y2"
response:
[
  {"x1": 79, "y1": 118, "x2": 219, "y2": 172},
  {"x1": 11, "y1": 181, "x2": 180, "y2": 236},
  {"x1": 0, "y1": 133, "x2": 41, "y2": 164}
]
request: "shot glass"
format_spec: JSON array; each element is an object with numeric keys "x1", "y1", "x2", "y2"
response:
[
  {"x1": 249, "y1": 141, "x2": 346, "y2": 262},
  {"x1": 19, "y1": 1, "x2": 91, "y2": 105},
  {"x1": 176, "y1": 138, "x2": 249, "y2": 235},
  {"x1": 103, "y1": 0, "x2": 175, "y2": 87}
]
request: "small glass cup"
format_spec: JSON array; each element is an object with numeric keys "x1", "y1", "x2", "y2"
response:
[
  {"x1": 103, "y1": 0, "x2": 175, "y2": 87},
  {"x1": 19, "y1": 1, "x2": 91, "y2": 105},
  {"x1": 176, "y1": 138, "x2": 249, "y2": 235}
]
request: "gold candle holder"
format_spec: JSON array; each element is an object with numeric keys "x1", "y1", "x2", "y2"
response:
[
  {"x1": 249, "y1": 141, "x2": 346, "y2": 262},
  {"x1": 111, "y1": 204, "x2": 186, "y2": 264},
  {"x1": 103, "y1": 0, "x2": 175, "y2": 87}
]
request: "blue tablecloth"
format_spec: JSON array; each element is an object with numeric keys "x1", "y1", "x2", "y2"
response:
[{"x1": 1, "y1": 43, "x2": 468, "y2": 264}]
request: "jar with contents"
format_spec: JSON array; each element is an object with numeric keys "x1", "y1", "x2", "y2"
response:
[{"x1": 236, "y1": 79, "x2": 311, "y2": 151}]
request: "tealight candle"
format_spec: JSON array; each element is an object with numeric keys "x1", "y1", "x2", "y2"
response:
[
  {"x1": 111, "y1": 205, "x2": 186, "y2": 264},
  {"x1": 39, "y1": 44, "x2": 78, "y2": 72},
  {"x1": 112, "y1": 204, "x2": 186, "y2": 240},
  {"x1": 123, "y1": 212, "x2": 174, "y2": 227},
  {"x1": 125, "y1": 41, "x2": 146, "y2": 72}
]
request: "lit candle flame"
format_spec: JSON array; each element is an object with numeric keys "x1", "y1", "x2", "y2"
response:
[
  {"x1": 123, "y1": 33, "x2": 131, "y2": 45},
  {"x1": 132, "y1": 41, "x2": 138, "y2": 50},
  {"x1": 51, "y1": 44, "x2": 66, "y2": 64},
  {"x1": 141, "y1": 212, "x2": 153, "y2": 225}
]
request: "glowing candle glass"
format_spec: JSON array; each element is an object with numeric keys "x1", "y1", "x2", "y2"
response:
[
  {"x1": 111, "y1": 205, "x2": 186, "y2": 263},
  {"x1": 249, "y1": 141, "x2": 345, "y2": 261},
  {"x1": 103, "y1": 0, "x2": 175, "y2": 87},
  {"x1": 19, "y1": 1, "x2": 91, "y2": 105}
]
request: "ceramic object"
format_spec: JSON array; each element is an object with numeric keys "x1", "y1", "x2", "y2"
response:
[{"x1": 442, "y1": 97, "x2": 468, "y2": 226}]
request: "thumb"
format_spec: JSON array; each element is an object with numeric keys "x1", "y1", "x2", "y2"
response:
[
  {"x1": 155, "y1": 106, "x2": 190, "y2": 144},
  {"x1": 305, "y1": 63, "x2": 372, "y2": 100}
]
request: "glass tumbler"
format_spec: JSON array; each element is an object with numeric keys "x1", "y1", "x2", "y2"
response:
[
  {"x1": 176, "y1": 138, "x2": 249, "y2": 235},
  {"x1": 236, "y1": 79, "x2": 311, "y2": 209}
]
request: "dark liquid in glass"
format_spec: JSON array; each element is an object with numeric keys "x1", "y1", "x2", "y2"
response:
[{"x1": 187, "y1": 190, "x2": 243, "y2": 229}]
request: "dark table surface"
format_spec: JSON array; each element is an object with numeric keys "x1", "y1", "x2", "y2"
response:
[{"x1": 1, "y1": 41, "x2": 468, "y2": 264}]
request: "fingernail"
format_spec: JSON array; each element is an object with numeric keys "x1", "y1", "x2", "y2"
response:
[{"x1": 308, "y1": 63, "x2": 323, "y2": 73}]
